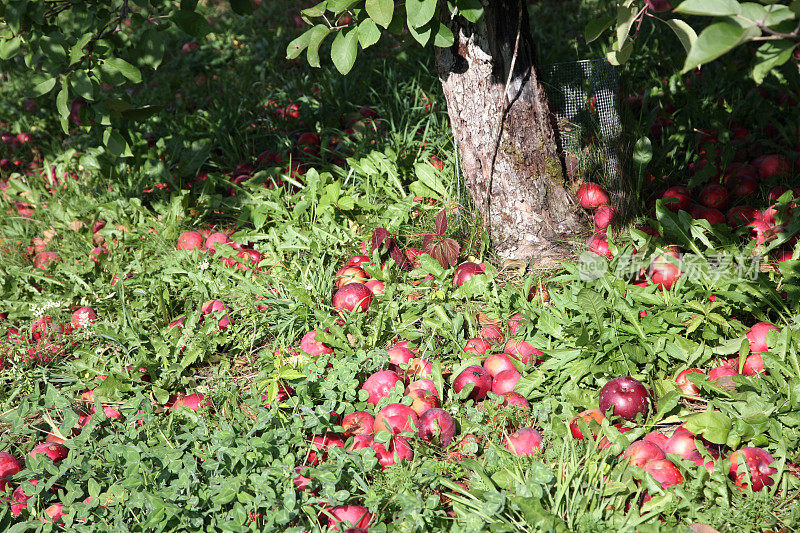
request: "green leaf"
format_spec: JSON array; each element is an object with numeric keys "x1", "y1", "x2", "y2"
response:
[
  {"x1": 365, "y1": 0, "x2": 394, "y2": 28},
  {"x1": 301, "y1": 1, "x2": 328, "y2": 17},
  {"x1": 327, "y1": 0, "x2": 358, "y2": 13},
  {"x1": 56, "y1": 79, "x2": 69, "y2": 118},
  {"x1": 104, "y1": 57, "x2": 142, "y2": 83},
  {"x1": 69, "y1": 33, "x2": 93, "y2": 65},
  {"x1": 585, "y1": 16, "x2": 613, "y2": 43},
  {"x1": 682, "y1": 21, "x2": 749, "y2": 73},
  {"x1": 606, "y1": 40, "x2": 633, "y2": 66},
  {"x1": 121, "y1": 105, "x2": 164, "y2": 121},
  {"x1": 287, "y1": 29, "x2": 313, "y2": 59},
  {"x1": 0, "y1": 36, "x2": 21, "y2": 59},
  {"x1": 140, "y1": 29, "x2": 166, "y2": 69},
  {"x1": 426, "y1": 22, "x2": 452, "y2": 48},
  {"x1": 306, "y1": 25, "x2": 332, "y2": 68},
  {"x1": 456, "y1": 0, "x2": 484, "y2": 23},
  {"x1": 357, "y1": 18, "x2": 381, "y2": 48},
  {"x1": 633, "y1": 136, "x2": 653, "y2": 166},
  {"x1": 664, "y1": 18, "x2": 698, "y2": 53},
  {"x1": 576, "y1": 288, "x2": 606, "y2": 331},
  {"x1": 229, "y1": 0, "x2": 253, "y2": 15},
  {"x1": 408, "y1": 19, "x2": 434, "y2": 45},
  {"x1": 752, "y1": 40, "x2": 795, "y2": 84},
  {"x1": 331, "y1": 28, "x2": 359, "y2": 75},
  {"x1": 406, "y1": 0, "x2": 437, "y2": 29},
  {"x1": 103, "y1": 129, "x2": 128, "y2": 158},
  {"x1": 70, "y1": 70, "x2": 94, "y2": 101},
  {"x1": 31, "y1": 77, "x2": 57, "y2": 97},
  {"x1": 674, "y1": 0, "x2": 742, "y2": 16},
  {"x1": 616, "y1": 4, "x2": 638, "y2": 49},
  {"x1": 683, "y1": 411, "x2": 732, "y2": 445},
  {"x1": 414, "y1": 162, "x2": 446, "y2": 196},
  {"x1": 172, "y1": 9, "x2": 212, "y2": 38}
]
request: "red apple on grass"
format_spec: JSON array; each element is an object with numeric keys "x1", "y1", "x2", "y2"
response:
[
  {"x1": 405, "y1": 387, "x2": 439, "y2": 415},
  {"x1": 623, "y1": 440, "x2": 665, "y2": 468},
  {"x1": 347, "y1": 254, "x2": 370, "y2": 267},
  {"x1": 463, "y1": 338, "x2": 491, "y2": 355},
  {"x1": 643, "y1": 459, "x2": 683, "y2": 487},
  {"x1": 491, "y1": 369, "x2": 521, "y2": 395},
  {"x1": 176, "y1": 231, "x2": 204, "y2": 251},
  {"x1": 577, "y1": 182, "x2": 609, "y2": 210},
  {"x1": 322, "y1": 505, "x2": 372, "y2": 531},
  {"x1": 201, "y1": 299, "x2": 232, "y2": 330},
  {"x1": 742, "y1": 353, "x2": 765, "y2": 376},
  {"x1": 342, "y1": 411, "x2": 375, "y2": 436},
  {"x1": 746, "y1": 322, "x2": 778, "y2": 353},
  {"x1": 483, "y1": 353, "x2": 516, "y2": 378},
  {"x1": 594, "y1": 206, "x2": 617, "y2": 231},
  {"x1": 569, "y1": 409, "x2": 605, "y2": 440},
  {"x1": 598, "y1": 377, "x2": 650, "y2": 422},
  {"x1": 587, "y1": 234, "x2": 612, "y2": 258},
  {"x1": 479, "y1": 324, "x2": 504, "y2": 344},
  {"x1": 374, "y1": 436, "x2": 413, "y2": 468},
  {"x1": 300, "y1": 329, "x2": 333, "y2": 356},
  {"x1": 699, "y1": 184, "x2": 729, "y2": 210},
  {"x1": 664, "y1": 431, "x2": 698, "y2": 460},
  {"x1": 365, "y1": 279, "x2": 385, "y2": 296},
  {"x1": 374, "y1": 404, "x2": 419, "y2": 435},
  {"x1": 70, "y1": 307, "x2": 97, "y2": 329},
  {"x1": 642, "y1": 431, "x2": 668, "y2": 451},
  {"x1": 0, "y1": 452, "x2": 21, "y2": 479},
  {"x1": 334, "y1": 266, "x2": 368, "y2": 289},
  {"x1": 453, "y1": 262, "x2": 485, "y2": 287},
  {"x1": 662, "y1": 186, "x2": 690, "y2": 212},
  {"x1": 418, "y1": 408, "x2": 456, "y2": 446},
  {"x1": 28, "y1": 442, "x2": 68, "y2": 462},
  {"x1": 308, "y1": 433, "x2": 346, "y2": 465},
  {"x1": 648, "y1": 247, "x2": 682, "y2": 290},
  {"x1": 501, "y1": 392, "x2": 530, "y2": 408},
  {"x1": 453, "y1": 365, "x2": 492, "y2": 401},
  {"x1": 503, "y1": 339, "x2": 543, "y2": 364},
  {"x1": 675, "y1": 368, "x2": 705, "y2": 397},
  {"x1": 32, "y1": 252, "x2": 60, "y2": 270},
  {"x1": 708, "y1": 365, "x2": 738, "y2": 381},
  {"x1": 333, "y1": 283, "x2": 372, "y2": 313},
  {"x1": 503, "y1": 427, "x2": 543, "y2": 456},
  {"x1": 169, "y1": 393, "x2": 211, "y2": 412},
  {"x1": 727, "y1": 205, "x2": 762, "y2": 227},
  {"x1": 361, "y1": 370, "x2": 402, "y2": 405},
  {"x1": 728, "y1": 447, "x2": 777, "y2": 491}
]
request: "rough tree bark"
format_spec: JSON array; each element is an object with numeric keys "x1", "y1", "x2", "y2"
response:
[{"x1": 436, "y1": 0, "x2": 586, "y2": 267}]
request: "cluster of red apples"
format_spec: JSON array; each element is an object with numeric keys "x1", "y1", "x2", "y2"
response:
[{"x1": 570, "y1": 320, "x2": 781, "y2": 499}]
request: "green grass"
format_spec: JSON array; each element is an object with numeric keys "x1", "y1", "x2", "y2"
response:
[{"x1": 0, "y1": 0, "x2": 799, "y2": 530}]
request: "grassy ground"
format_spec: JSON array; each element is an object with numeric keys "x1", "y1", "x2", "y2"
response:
[{"x1": 0, "y1": 0, "x2": 799, "y2": 531}]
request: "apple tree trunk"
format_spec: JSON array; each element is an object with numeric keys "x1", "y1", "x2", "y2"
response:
[{"x1": 435, "y1": 0, "x2": 586, "y2": 267}]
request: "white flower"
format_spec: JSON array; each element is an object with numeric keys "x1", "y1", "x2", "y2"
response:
[{"x1": 198, "y1": 260, "x2": 210, "y2": 271}]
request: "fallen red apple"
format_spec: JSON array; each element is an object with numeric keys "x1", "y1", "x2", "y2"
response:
[
  {"x1": 503, "y1": 339, "x2": 543, "y2": 365},
  {"x1": 0, "y1": 452, "x2": 21, "y2": 479},
  {"x1": 708, "y1": 365, "x2": 738, "y2": 380},
  {"x1": 176, "y1": 231, "x2": 204, "y2": 251},
  {"x1": 491, "y1": 369, "x2": 521, "y2": 395},
  {"x1": 698, "y1": 184, "x2": 729, "y2": 210},
  {"x1": 169, "y1": 393, "x2": 211, "y2": 412},
  {"x1": 365, "y1": 279, "x2": 385, "y2": 296},
  {"x1": 642, "y1": 431, "x2": 668, "y2": 451},
  {"x1": 463, "y1": 338, "x2": 491, "y2": 356},
  {"x1": 623, "y1": 440, "x2": 665, "y2": 468},
  {"x1": 501, "y1": 392, "x2": 530, "y2": 408},
  {"x1": 483, "y1": 353, "x2": 516, "y2": 378},
  {"x1": 43, "y1": 503, "x2": 65, "y2": 524},
  {"x1": 727, "y1": 205, "x2": 763, "y2": 227},
  {"x1": 405, "y1": 387, "x2": 439, "y2": 416},
  {"x1": 453, "y1": 262, "x2": 485, "y2": 287},
  {"x1": 664, "y1": 431, "x2": 698, "y2": 460},
  {"x1": 508, "y1": 312, "x2": 524, "y2": 336},
  {"x1": 728, "y1": 447, "x2": 777, "y2": 492},
  {"x1": 746, "y1": 322, "x2": 778, "y2": 353},
  {"x1": 742, "y1": 353, "x2": 765, "y2": 376},
  {"x1": 32, "y1": 251, "x2": 60, "y2": 270},
  {"x1": 70, "y1": 307, "x2": 97, "y2": 329},
  {"x1": 201, "y1": 299, "x2": 232, "y2": 330},
  {"x1": 307, "y1": 433, "x2": 346, "y2": 465},
  {"x1": 300, "y1": 329, "x2": 333, "y2": 356},
  {"x1": 598, "y1": 376, "x2": 650, "y2": 422},
  {"x1": 662, "y1": 186, "x2": 690, "y2": 212},
  {"x1": 577, "y1": 182, "x2": 609, "y2": 210},
  {"x1": 675, "y1": 368, "x2": 705, "y2": 397},
  {"x1": 418, "y1": 408, "x2": 456, "y2": 446},
  {"x1": 569, "y1": 409, "x2": 605, "y2": 440},
  {"x1": 332, "y1": 283, "x2": 373, "y2": 313},
  {"x1": 479, "y1": 324, "x2": 504, "y2": 344},
  {"x1": 503, "y1": 427, "x2": 543, "y2": 456},
  {"x1": 361, "y1": 370, "x2": 402, "y2": 405},
  {"x1": 643, "y1": 458, "x2": 683, "y2": 488},
  {"x1": 594, "y1": 205, "x2": 617, "y2": 231},
  {"x1": 322, "y1": 504, "x2": 372, "y2": 531},
  {"x1": 453, "y1": 365, "x2": 492, "y2": 401},
  {"x1": 754, "y1": 154, "x2": 790, "y2": 180},
  {"x1": 587, "y1": 233, "x2": 612, "y2": 258},
  {"x1": 334, "y1": 266, "x2": 368, "y2": 289},
  {"x1": 347, "y1": 254, "x2": 370, "y2": 267},
  {"x1": 28, "y1": 442, "x2": 68, "y2": 463},
  {"x1": 342, "y1": 411, "x2": 375, "y2": 436},
  {"x1": 648, "y1": 247, "x2": 682, "y2": 290},
  {"x1": 374, "y1": 403, "x2": 419, "y2": 435},
  {"x1": 374, "y1": 436, "x2": 414, "y2": 468}
]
